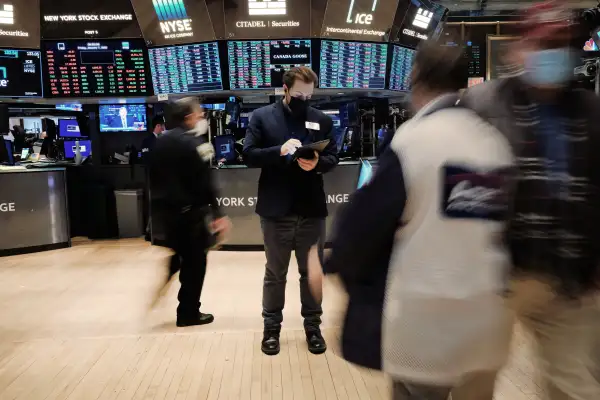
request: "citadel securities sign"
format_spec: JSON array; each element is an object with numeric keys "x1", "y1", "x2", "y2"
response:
[
  {"x1": 321, "y1": 0, "x2": 400, "y2": 41},
  {"x1": 0, "y1": 0, "x2": 40, "y2": 49},
  {"x1": 224, "y1": 0, "x2": 310, "y2": 39}
]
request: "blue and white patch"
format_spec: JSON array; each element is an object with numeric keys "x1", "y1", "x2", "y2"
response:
[{"x1": 441, "y1": 165, "x2": 510, "y2": 221}]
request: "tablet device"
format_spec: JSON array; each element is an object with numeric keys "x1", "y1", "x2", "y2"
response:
[{"x1": 294, "y1": 139, "x2": 330, "y2": 160}]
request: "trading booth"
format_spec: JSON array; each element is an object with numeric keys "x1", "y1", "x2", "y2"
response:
[{"x1": 0, "y1": 0, "x2": 450, "y2": 254}]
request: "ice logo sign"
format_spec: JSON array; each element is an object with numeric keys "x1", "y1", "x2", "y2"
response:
[
  {"x1": 346, "y1": 0, "x2": 378, "y2": 25},
  {"x1": 152, "y1": 0, "x2": 193, "y2": 37},
  {"x1": 412, "y1": 8, "x2": 433, "y2": 29},
  {"x1": 0, "y1": 67, "x2": 8, "y2": 87},
  {"x1": 0, "y1": 4, "x2": 14, "y2": 25},
  {"x1": 248, "y1": 0, "x2": 287, "y2": 16}
]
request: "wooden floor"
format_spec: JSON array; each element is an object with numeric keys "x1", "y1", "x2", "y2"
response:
[{"x1": 0, "y1": 239, "x2": 542, "y2": 399}]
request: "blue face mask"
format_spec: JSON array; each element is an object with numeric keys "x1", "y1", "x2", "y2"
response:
[{"x1": 525, "y1": 48, "x2": 574, "y2": 86}]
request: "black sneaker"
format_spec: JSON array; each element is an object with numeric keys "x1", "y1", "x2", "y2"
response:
[
  {"x1": 176, "y1": 312, "x2": 214, "y2": 327},
  {"x1": 261, "y1": 329, "x2": 281, "y2": 356},
  {"x1": 306, "y1": 330, "x2": 327, "y2": 355}
]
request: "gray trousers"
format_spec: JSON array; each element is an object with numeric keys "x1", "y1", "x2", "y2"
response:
[{"x1": 261, "y1": 216, "x2": 325, "y2": 332}]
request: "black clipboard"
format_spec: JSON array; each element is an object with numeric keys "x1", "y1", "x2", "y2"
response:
[{"x1": 293, "y1": 140, "x2": 330, "y2": 160}]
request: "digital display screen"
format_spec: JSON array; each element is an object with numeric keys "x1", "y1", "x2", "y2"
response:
[
  {"x1": 56, "y1": 103, "x2": 83, "y2": 111},
  {"x1": 224, "y1": 0, "x2": 310, "y2": 39},
  {"x1": 58, "y1": 119, "x2": 81, "y2": 137},
  {"x1": 130, "y1": 0, "x2": 215, "y2": 46},
  {"x1": 149, "y1": 42, "x2": 223, "y2": 94},
  {"x1": 0, "y1": 0, "x2": 40, "y2": 49},
  {"x1": 320, "y1": 0, "x2": 400, "y2": 41},
  {"x1": 63, "y1": 139, "x2": 91, "y2": 158},
  {"x1": 228, "y1": 39, "x2": 311, "y2": 90},
  {"x1": 389, "y1": 45, "x2": 415, "y2": 91},
  {"x1": 319, "y1": 40, "x2": 387, "y2": 89},
  {"x1": 396, "y1": 0, "x2": 447, "y2": 48},
  {"x1": 42, "y1": 39, "x2": 151, "y2": 98},
  {"x1": 99, "y1": 104, "x2": 147, "y2": 132},
  {"x1": 0, "y1": 49, "x2": 43, "y2": 98},
  {"x1": 40, "y1": 0, "x2": 141, "y2": 39}
]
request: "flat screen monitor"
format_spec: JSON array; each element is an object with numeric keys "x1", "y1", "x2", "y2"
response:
[
  {"x1": 99, "y1": 104, "x2": 147, "y2": 132},
  {"x1": 42, "y1": 39, "x2": 151, "y2": 97},
  {"x1": 129, "y1": 0, "x2": 215, "y2": 47},
  {"x1": 40, "y1": 0, "x2": 141, "y2": 40},
  {"x1": 0, "y1": 49, "x2": 43, "y2": 98},
  {"x1": 58, "y1": 119, "x2": 82, "y2": 138},
  {"x1": 63, "y1": 139, "x2": 91, "y2": 159},
  {"x1": 395, "y1": 0, "x2": 448, "y2": 49},
  {"x1": 319, "y1": 40, "x2": 387, "y2": 90},
  {"x1": 214, "y1": 134, "x2": 236, "y2": 162},
  {"x1": 320, "y1": 0, "x2": 400, "y2": 42},
  {"x1": 149, "y1": 42, "x2": 223, "y2": 95},
  {"x1": 357, "y1": 159, "x2": 374, "y2": 189},
  {"x1": 388, "y1": 45, "x2": 416, "y2": 91},
  {"x1": 228, "y1": 39, "x2": 311, "y2": 90},
  {"x1": 56, "y1": 103, "x2": 83, "y2": 112}
]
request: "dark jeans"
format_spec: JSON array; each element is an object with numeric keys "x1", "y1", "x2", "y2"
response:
[
  {"x1": 163, "y1": 210, "x2": 209, "y2": 317},
  {"x1": 261, "y1": 216, "x2": 325, "y2": 332}
]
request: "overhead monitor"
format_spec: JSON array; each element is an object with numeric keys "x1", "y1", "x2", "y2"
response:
[
  {"x1": 58, "y1": 119, "x2": 81, "y2": 138},
  {"x1": 55, "y1": 103, "x2": 83, "y2": 111},
  {"x1": 0, "y1": 49, "x2": 43, "y2": 98},
  {"x1": 40, "y1": 0, "x2": 141, "y2": 39},
  {"x1": 319, "y1": 40, "x2": 387, "y2": 90},
  {"x1": 99, "y1": 104, "x2": 147, "y2": 132},
  {"x1": 0, "y1": 0, "x2": 40, "y2": 49},
  {"x1": 42, "y1": 39, "x2": 151, "y2": 98},
  {"x1": 224, "y1": 0, "x2": 310, "y2": 39},
  {"x1": 388, "y1": 45, "x2": 415, "y2": 91},
  {"x1": 149, "y1": 41, "x2": 223, "y2": 95},
  {"x1": 228, "y1": 39, "x2": 311, "y2": 90},
  {"x1": 396, "y1": 0, "x2": 448, "y2": 48},
  {"x1": 130, "y1": 0, "x2": 215, "y2": 47},
  {"x1": 320, "y1": 0, "x2": 400, "y2": 41}
]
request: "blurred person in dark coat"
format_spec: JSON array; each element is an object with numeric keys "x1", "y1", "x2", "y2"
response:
[
  {"x1": 148, "y1": 98, "x2": 231, "y2": 327},
  {"x1": 141, "y1": 115, "x2": 165, "y2": 160},
  {"x1": 460, "y1": 2, "x2": 600, "y2": 398}
]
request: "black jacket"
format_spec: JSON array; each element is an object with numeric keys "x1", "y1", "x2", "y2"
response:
[
  {"x1": 141, "y1": 133, "x2": 157, "y2": 159},
  {"x1": 148, "y1": 128, "x2": 222, "y2": 217},
  {"x1": 243, "y1": 100, "x2": 339, "y2": 218}
]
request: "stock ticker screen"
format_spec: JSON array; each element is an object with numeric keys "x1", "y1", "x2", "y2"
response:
[
  {"x1": 228, "y1": 39, "x2": 311, "y2": 90},
  {"x1": 0, "y1": 49, "x2": 43, "y2": 98},
  {"x1": 42, "y1": 40, "x2": 151, "y2": 98},
  {"x1": 319, "y1": 40, "x2": 387, "y2": 89},
  {"x1": 149, "y1": 42, "x2": 223, "y2": 94},
  {"x1": 388, "y1": 45, "x2": 415, "y2": 91}
]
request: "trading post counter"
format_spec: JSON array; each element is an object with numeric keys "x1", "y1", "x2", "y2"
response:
[
  {"x1": 0, "y1": 168, "x2": 70, "y2": 256},
  {"x1": 210, "y1": 161, "x2": 364, "y2": 247}
]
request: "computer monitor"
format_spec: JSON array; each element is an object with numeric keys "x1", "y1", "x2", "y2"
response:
[
  {"x1": 214, "y1": 135, "x2": 236, "y2": 163},
  {"x1": 357, "y1": 159, "x2": 374, "y2": 189},
  {"x1": 58, "y1": 119, "x2": 82, "y2": 138},
  {"x1": 0, "y1": 137, "x2": 15, "y2": 165},
  {"x1": 63, "y1": 140, "x2": 92, "y2": 159},
  {"x1": 99, "y1": 104, "x2": 147, "y2": 132}
]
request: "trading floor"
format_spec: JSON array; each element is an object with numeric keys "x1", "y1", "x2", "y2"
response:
[{"x1": 0, "y1": 240, "x2": 540, "y2": 400}]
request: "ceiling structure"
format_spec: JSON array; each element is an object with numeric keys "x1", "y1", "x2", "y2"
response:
[{"x1": 437, "y1": 0, "x2": 598, "y2": 15}]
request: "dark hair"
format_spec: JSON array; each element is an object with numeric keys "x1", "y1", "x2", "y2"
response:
[
  {"x1": 151, "y1": 114, "x2": 165, "y2": 129},
  {"x1": 165, "y1": 97, "x2": 201, "y2": 129},
  {"x1": 412, "y1": 40, "x2": 468, "y2": 93},
  {"x1": 282, "y1": 66, "x2": 318, "y2": 89}
]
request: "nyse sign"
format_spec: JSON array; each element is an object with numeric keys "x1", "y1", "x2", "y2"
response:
[{"x1": 217, "y1": 194, "x2": 350, "y2": 208}]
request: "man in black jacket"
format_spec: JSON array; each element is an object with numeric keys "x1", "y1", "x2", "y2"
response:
[
  {"x1": 141, "y1": 115, "x2": 165, "y2": 160},
  {"x1": 244, "y1": 66, "x2": 339, "y2": 356},
  {"x1": 148, "y1": 98, "x2": 231, "y2": 327}
]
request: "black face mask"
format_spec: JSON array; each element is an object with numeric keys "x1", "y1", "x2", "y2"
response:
[{"x1": 287, "y1": 96, "x2": 309, "y2": 119}]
